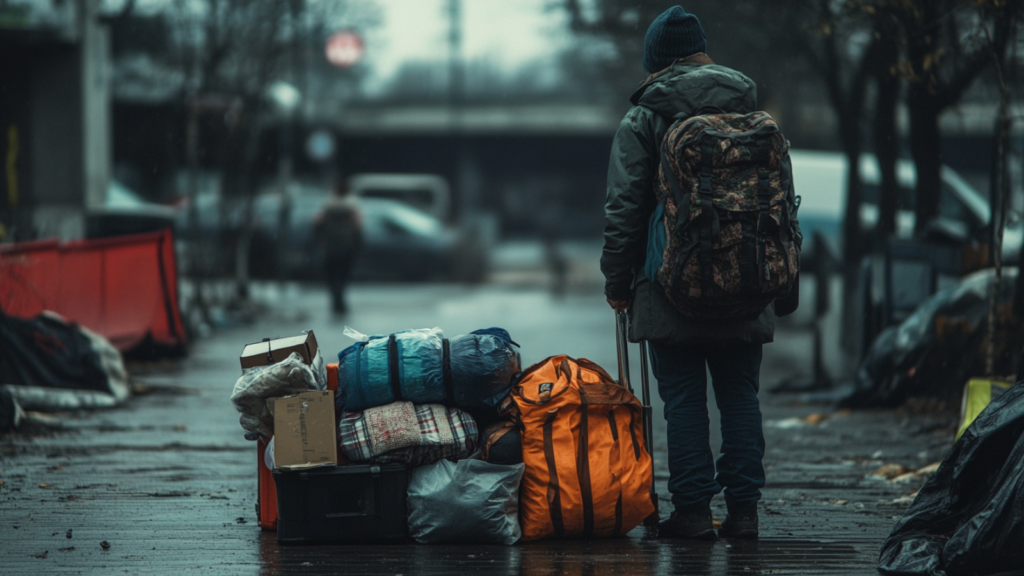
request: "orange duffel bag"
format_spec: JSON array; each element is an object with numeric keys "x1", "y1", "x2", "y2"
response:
[{"x1": 507, "y1": 355, "x2": 655, "y2": 541}]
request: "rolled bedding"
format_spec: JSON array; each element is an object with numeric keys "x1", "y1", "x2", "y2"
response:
[{"x1": 337, "y1": 327, "x2": 520, "y2": 421}]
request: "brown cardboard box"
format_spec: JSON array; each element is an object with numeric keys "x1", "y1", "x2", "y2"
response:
[
  {"x1": 271, "y1": 390, "x2": 338, "y2": 470},
  {"x1": 240, "y1": 331, "x2": 319, "y2": 371}
]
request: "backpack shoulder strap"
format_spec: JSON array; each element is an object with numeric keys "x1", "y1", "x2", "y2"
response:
[
  {"x1": 660, "y1": 151, "x2": 689, "y2": 232},
  {"x1": 696, "y1": 137, "x2": 720, "y2": 295}
]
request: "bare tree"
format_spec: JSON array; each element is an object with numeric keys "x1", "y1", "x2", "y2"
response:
[
  {"x1": 870, "y1": 4, "x2": 903, "y2": 240},
  {"x1": 161, "y1": 0, "x2": 377, "y2": 302},
  {"x1": 891, "y1": 0, "x2": 1019, "y2": 236}
]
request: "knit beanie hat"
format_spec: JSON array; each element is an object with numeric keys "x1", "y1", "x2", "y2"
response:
[{"x1": 643, "y1": 6, "x2": 707, "y2": 74}]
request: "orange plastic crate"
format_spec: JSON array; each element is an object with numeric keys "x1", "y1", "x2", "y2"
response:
[{"x1": 256, "y1": 436, "x2": 278, "y2": 530}]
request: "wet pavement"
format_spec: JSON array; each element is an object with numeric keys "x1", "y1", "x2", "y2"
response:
[{"x1": 0, "y1": 277, "x2": 956, "y2": 575}]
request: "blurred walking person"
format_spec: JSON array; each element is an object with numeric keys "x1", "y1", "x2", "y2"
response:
[
  {"x1": 315, "y1": 179, "x2": 363, "y2": 314},
  {"x1": 601, "y1": 6, "x2": 800, "y2": 541}
]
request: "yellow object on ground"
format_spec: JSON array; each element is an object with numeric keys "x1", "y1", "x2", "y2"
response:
[{"x1": 956, "y1": 379, "x2": 1012, "y2": 441}]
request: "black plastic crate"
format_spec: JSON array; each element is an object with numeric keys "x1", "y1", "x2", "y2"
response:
[{"x1": 273, "y1": 463, "x2": 409, "y2": 544}]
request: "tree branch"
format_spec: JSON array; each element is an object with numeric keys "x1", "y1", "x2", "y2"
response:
[{"x1": 939, "y1": 4, "x2": 1014, "y2": 111}]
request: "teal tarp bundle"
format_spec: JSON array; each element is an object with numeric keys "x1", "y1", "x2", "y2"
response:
[{"x1": 337, "y1": 327, "x2": 520, "y2": 422}]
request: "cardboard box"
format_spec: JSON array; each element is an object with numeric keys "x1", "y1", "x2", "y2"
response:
[
  {"x1": 271, "y1": 390, "x2": 338, "y2": 470},
  {"x1": 240, "y1": 331, "x2": 319, "y2": 371}
]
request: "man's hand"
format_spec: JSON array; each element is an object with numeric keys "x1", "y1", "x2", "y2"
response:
[{"x1": 607, "y1": 298, "x2": 631, "y2": 311}]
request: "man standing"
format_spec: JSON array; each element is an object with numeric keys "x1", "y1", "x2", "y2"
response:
[
  {"x1": 315, "y1": 178, "x2": 363, "y2": 314},
  {"x1": 601, "y1": 6, "x2": 799, "y2": 540}
]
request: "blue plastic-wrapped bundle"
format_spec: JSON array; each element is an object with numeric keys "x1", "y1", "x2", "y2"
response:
[
  {"x1": 339, "y1": 328, "x2": 445, "y2": 412},
  {"x1": 337, "y1": 327, "x2": 520, "y2": 421},
  {"x1": 448, "y1": 328, "x2": 520, "y2": 417}
]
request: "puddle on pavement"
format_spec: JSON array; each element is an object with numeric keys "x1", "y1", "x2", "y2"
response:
[{"x1": 258, "y1": 533, "x2": 865, "y2": 575}]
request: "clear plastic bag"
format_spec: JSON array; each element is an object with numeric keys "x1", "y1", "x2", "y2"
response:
[
  {"x1": 407, "y1": 457, "x2": 525, "y2": 545},
  {"x1": 309, "y1": 348, "x2": 327, "y2": 391}
]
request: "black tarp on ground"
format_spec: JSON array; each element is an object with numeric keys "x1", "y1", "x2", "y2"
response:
[
  {"x1": 0, "y1": 311, "x2": 109, "y2": 392},
  {"x1": 843, "y1": 268, "x2": 1018, "y2": 408},
  {"x1": 0, "y1": 311, "x2": 130, "y2": 412},
  {"x1": 878, "y1": 381, "x2": 1024, "y2": 576}
]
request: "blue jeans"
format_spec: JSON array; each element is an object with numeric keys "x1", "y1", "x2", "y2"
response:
[{"x1": 649, "y1": 341, "x2": 765, "y2": 512}]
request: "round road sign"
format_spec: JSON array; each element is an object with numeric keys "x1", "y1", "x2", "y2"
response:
[{"x1": 325, "y1": 31, "x2": 364, "y2": 69}]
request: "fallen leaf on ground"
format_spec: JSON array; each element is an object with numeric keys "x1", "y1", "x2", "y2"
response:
[
  {"x1": 892, "y1": 472, "x2": 918, "y2": 483},
  {"x1": 873, "y1": 464, "x2": 912, "y2": 480},
  {"x1": 767, "y1": 417, "x2": 805, "y2": 429},
  {"x1": 915, "y1": 462, "x2": 941, "y2": 477},
  {"x1": 892, "y1": 491, "x2": 919, "y2": 505},
  {"x1": 829, "y1": 499, "x2": 849, "y2": 506},
  {"x1": 835, "y1": 409, "x2": 852, "y2": 417},
  {"x1": 712, "y1": 519, "x2": 722, "y2": 529},
  {"x1": 38, "y1": 483, "x2": 52, "y2": 488},
  {"x1": 803, "y1": 413, "x2": 828, "y2": 425}
]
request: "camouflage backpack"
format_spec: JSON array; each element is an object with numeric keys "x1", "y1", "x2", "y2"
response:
[{"x1": 648, "y1": 111, "x2": 799, "y2": 321}]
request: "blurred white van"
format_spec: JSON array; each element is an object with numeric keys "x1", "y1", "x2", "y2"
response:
[
  {"x1": 790, "y1": 149, "x2": 1021, "y2": 262},
  {"x1": 347, "y1": 173, "x2": 451, "y2": 222}
]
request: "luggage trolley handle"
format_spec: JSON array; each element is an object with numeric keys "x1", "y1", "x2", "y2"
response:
[
  {"x1": 615, "y1": 310, "x2": 660, "y2": 527},
  {"x1": 615, "y1": 311, "x2": 634, "y2": 393}
]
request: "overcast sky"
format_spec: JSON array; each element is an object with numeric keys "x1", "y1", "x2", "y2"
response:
[{"x1": 363, "y1": 0, "x2": 571, "y2": 93}]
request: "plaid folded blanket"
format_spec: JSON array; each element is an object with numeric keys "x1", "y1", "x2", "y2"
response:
[{"x1": 339, "y1": 402, "x2": 479, "y2": 466}]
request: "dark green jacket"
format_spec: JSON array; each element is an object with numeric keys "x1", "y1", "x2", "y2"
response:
[{"x1": 601, "y1": 54, "x2": 799, "y2": 345}]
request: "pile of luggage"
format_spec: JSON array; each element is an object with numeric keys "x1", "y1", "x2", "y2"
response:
[{"x1": 230, "y1": 326, "x2": 657, "y2": 545}]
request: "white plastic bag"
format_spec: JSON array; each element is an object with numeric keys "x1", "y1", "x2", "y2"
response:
[
  {"x1": 407, "y1": 458, "x2": 525, "y2": 545},
  {"x1": 230, "y1": 352, "x2": 318, "y2": 438},
  {"x1": 309, "y1": 348, "x2": 328, "y2": 391}
]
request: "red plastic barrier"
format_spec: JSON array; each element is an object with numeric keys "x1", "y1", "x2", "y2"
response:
[{"x1": 0, "y1": 228, "x2": 186, "y2": 352}]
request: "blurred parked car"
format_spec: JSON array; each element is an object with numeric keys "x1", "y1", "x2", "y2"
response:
[
  {"x1": 355, "y1": 197, "x2": 470, "y2": 281},
  {"x1": 248, "y1": 186, "x2": 485, "y2": 283},
  {"x1": 791, "y1": 149, "x2": 1022, "y2": 266},
  {"x1": 86, "y1": 180, "x2": 181, "y2": 239},
  {"x1": 348, "y1": 173, "x2": 451, "y2": 222}
]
